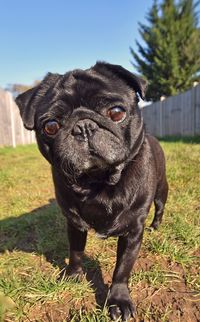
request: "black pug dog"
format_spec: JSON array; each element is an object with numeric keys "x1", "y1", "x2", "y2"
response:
[{"x1": 16, "y1": 62, "x2": 168, "y2": 321}]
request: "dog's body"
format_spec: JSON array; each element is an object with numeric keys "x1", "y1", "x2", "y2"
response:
[{"x1": 16, "y1": 62, "x2": 168, "y2": 321}]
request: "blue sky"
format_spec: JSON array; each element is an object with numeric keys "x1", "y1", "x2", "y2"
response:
[{"x1": 0, "y1": 0, "x2": 153, "y2": 88}]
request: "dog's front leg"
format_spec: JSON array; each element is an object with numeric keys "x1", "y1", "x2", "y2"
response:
[
  {"x1": 67, "y1": 223, "x2": 87, "y2": 276},
  {"x1": 108, "y1": 227, "x2": 144, "y2": 321}
]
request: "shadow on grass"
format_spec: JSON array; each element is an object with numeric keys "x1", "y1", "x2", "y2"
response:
[
  {"x1": 158, "y1": 135, "x2": 200, "y2": 144},
  {"x1": 0, "y1": 199, "x2": 109, "y2": 307}
]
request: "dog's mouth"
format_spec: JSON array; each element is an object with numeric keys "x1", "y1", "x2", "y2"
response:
[
  {"x1": 68, "y1": 162, "x2": 125, "y2": 195},
  {"x1": 54, "y1": 141, "x2": 126, "y2": 187},
  {"x1": 51, "y1": 116, "x2": 128, "y2": 184},
  {"x1": 58, "y1": 154, "x2": 112, "y2": 182}
]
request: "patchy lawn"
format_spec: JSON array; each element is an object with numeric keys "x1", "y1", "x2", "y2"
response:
[{"x1": 0, "y1": 139, "x2": 200, "y2": 321}]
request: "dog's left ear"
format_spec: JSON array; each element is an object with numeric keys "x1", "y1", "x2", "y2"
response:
[
  {"x1": 16, "y1": 72, "x2": 60, "y2": 130},
  {"x1": 94, "y1": 62, "x2": 147, "y2": 100},
  {"x1": 15, "y1": 86, "x2": 39, "y2": 130}
]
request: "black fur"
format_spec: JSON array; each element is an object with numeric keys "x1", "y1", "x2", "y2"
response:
[{"x1": 16, "y1": 62, "x2": 168, "y2": 321}]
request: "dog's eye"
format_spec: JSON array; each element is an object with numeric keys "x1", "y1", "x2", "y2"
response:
[
  {"x1": 44, "y1": 120, "x2": 60, "y2": 135},
  {"x1": 107, "y1": 106, "x2": 126, "y2": 122}
]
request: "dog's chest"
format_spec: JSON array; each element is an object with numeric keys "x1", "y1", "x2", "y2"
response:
[{"x1": 80, "y1": 196, "x2": 115, "y2": 232}]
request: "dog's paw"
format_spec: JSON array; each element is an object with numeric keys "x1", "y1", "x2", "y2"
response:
[
  {"x1": 146, "y1": 221, "x2": 160, "y2": 232},
  {"x1": 56, "y1": 266, "x2": 83, "y2": 282},
  {"x1": 67, "y1": 265, "x2": 84, "y2": 278},
  {"x1": 149, "y1": 221, "x2": 160, "y2": 230},
  {"x1": 108, "y1": 284, "x2": 136, "y2": 321},
  {"x1": 146, "y1": 226, "x2": 155, "y2": 233}
]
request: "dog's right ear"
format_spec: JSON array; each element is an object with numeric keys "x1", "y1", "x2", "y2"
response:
[
  {"x1": 15, "y1": 72, "x2": 61, "y2": 130},
  {"x1": 15, "y1": 86, "x2": 39, "y2": 130}
]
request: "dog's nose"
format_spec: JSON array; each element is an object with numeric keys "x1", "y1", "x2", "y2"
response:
[{"x1": 72, "y1": 119, "x2": 98, "y2": 140}]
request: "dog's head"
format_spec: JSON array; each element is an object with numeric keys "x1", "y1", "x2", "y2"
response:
[{"x1": 16, "y1": 62, "x2": 147, "y2": 185}]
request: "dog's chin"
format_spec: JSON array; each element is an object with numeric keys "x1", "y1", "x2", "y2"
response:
[
  {"x1": 59, "y1": 156, "x2": 109, "y2": 180},
  {"x1": 56, "y1": 151, "x2": 125, "y2": 188}
]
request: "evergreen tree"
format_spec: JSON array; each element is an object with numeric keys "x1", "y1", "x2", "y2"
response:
[{"x1": 130, "y1": 0, "x2": 200, "y2": 101}]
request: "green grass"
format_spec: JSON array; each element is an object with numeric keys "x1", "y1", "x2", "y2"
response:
[{"x1": 0, "y1": 140, "x2": 200, "y2": 321}]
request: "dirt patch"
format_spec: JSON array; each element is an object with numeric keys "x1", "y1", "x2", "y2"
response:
[
  {"x1": 132, "y1": 252, "x2": 200, "y2": 321},
  {"x1": 24, "y1": 295, "x2": 72, "y2": 322},
  {"x1": 22, "y1": 292, "x2": 96, "y2": 322},
  {"x1": 133, "y1": 282, "x2": 200, "y2": 321}
]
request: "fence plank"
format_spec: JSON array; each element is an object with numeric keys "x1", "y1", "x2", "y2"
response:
[
  {"x1": 0, "y1": 89, "x2": 36, "y2": 147},
  {"x1": 0, "y1": 89, "x2": 13, "y2": 146},
  {"x1": 195, "y1": 85, "x2": 200, "y2": 135}
]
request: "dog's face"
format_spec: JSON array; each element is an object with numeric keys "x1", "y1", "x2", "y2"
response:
[{"x1": 16, "y1": 62, "x2": 147, "y2": 183}]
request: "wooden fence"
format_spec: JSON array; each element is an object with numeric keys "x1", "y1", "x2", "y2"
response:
[
  {"x1": 0, "y1": 88, "x2": 36, "y2": 147},
  {"x1": 142, "y1": 84, "x2": 200, "y2": 137},
  {"x1": 0, "y1": 84, "x2": 200, "y2": 147}
]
